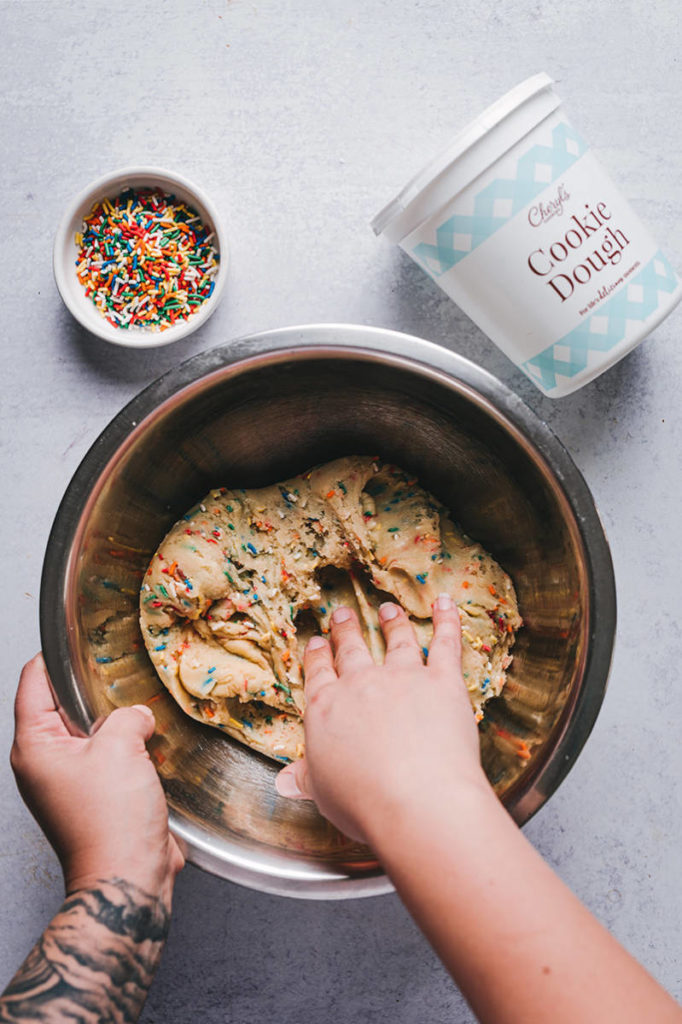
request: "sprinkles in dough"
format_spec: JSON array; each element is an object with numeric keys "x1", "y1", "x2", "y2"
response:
[{"x1": 140, "y1": 456, "x2": 522, "y2": 762}]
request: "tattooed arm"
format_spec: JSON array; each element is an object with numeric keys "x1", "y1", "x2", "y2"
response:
[
  {"x1": 0, "y1": 879, "x2": 169, "y2": 1023},
  {"x1": 2, "y1": 655, "x2": 184, "y2": 1023}
]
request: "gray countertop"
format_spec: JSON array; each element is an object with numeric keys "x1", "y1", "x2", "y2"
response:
[{"x1": 1, "y1": 1, "x2": 680, "y2": 1020}]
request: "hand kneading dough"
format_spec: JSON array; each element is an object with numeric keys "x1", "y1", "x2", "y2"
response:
[{"x1": 140, "y1": 456, "x2": 522, "y2": 762}]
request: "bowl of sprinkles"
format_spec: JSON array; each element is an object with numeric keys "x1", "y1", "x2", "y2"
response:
[{"x1": 54, "y1": 167, "x2": 226, "y2": 347}]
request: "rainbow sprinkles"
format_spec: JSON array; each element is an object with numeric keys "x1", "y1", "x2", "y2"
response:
[{"x1": 74, "y1": 187, "x2": 220, "y2": 332}]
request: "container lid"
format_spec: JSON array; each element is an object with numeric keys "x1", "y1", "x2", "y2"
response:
[{"x1": 371, "y1": 73, "x2": 560, "y2": 244}]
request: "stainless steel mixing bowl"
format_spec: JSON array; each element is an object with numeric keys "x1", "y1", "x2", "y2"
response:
[{"x1": 40, "y1": 324, "x2": 616, "y2": 898}]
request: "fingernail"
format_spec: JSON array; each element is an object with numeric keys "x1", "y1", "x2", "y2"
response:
[
  {"x1": 275, "y1": 770, "x2": 304, "y2": 798},
  {"x1": 307, "y1": 636, "x2": 327, "y2": 651},
  {"x1": 379, "y1": 602, "x2": 399, "y2": 620},
  {"x1": 131, "y1": 703, "x2": 155, "y2": 719},
  {"x1": 435, "y1": 593, "x2": 453, "y2": 610},
  {"x1": 331, "y1": 607, "x2": 352, "y2": 624}
]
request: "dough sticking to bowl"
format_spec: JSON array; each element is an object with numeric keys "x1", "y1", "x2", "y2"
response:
[{"x1": 140, "y1": 456, "x2": 522, "y2": 762}]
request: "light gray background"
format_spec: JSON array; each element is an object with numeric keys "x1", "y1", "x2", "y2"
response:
[{"x1": 1, "y1": 1, "x2": 681, "y2": 1021}]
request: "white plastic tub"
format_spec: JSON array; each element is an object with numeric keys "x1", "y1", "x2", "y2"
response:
[{"x1": 372, "y1": 74, "x2": 682, "y2": 397}]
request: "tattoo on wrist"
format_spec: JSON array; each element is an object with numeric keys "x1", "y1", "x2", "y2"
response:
[{"x1": 0, "y1": 878, "x2": 170, "y2": 1023}]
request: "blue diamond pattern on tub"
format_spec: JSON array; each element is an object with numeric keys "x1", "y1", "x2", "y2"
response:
[
  {"x1": 521, "y1": 251, "x2": 679, "y2": 392},
  {"x1": 412, "y1": 122, "x2": 588, "y2": 278}
]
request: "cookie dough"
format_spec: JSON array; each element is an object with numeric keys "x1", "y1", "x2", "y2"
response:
[{"x1": 140, "y1": 456, "x2": 522, "y2": 762}]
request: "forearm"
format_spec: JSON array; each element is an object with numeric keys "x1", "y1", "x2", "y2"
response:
[
  {"x1": 0, "y1": 878, "x2": 171, "y2": 1024},
  {"x1": 369, "y1": 786, "x2": 681, "y2": 1024}
]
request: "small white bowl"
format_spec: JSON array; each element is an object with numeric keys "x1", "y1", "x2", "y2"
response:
[{"x1": 53, "y1": 166, "x2": 228, "y2": 348}]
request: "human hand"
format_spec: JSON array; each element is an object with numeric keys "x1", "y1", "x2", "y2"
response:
[
  {"x1": 279, "y1": 604, "x2": 682, "y2": 1024},
  {"x1": 11, "y1": 654, "x2": 184, "y2": 902},
  {"x1": 275, "y1": 594, "x2": 490, "y2": 843}
]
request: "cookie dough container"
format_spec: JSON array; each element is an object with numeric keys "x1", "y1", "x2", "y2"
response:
[{"x1": 372, "y1": 73, "x2": 682, "y2": 397}]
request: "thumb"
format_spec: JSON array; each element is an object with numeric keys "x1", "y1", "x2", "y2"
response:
[
  {"x1": 92, "y1": 704, "x2": 156, "y2": 750},
  {"x1": 275, "y1": 758, "x2": 312, "y2": 800},
  {"x1": 14, "y1": 653, "x2": 70, "y2": 741}
]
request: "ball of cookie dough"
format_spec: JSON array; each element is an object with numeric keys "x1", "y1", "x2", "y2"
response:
[{"x1": 140, "y1": 456, "x2": 522, "y2": 763}]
